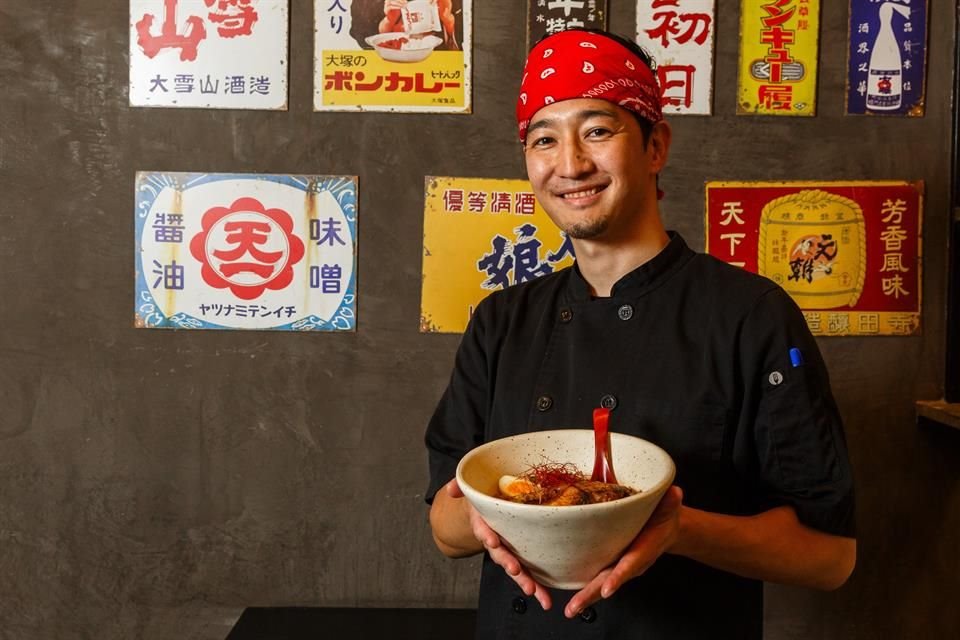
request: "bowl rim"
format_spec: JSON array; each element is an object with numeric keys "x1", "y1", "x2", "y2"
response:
[{"x1": 455, "y1": 429, "x2": 676, "y2": 513}]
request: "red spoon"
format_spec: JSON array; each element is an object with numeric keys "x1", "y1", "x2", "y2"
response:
[{"x1": 591, "y1": 407, "x2": 618, "y2": 483}]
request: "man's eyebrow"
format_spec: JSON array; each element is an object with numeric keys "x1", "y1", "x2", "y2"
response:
[
  {"x1": 576, "y1": 108, "x2": 620, "y2": 120},
  {"x1": 526, "y1": 108, "x2": 620, "y2": 135}
]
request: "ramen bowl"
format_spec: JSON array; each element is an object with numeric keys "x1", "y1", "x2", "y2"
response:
[
  {"x1": 365, "y1": 32, "x2": 443, "y2": 63},
  {"x1": 456, "y1": 429, "x2": 675, "y2": 590}
]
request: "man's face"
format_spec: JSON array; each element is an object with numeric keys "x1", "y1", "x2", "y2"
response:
[{"x1": 523, "y1": 98, "x2": 668, "y2": 241}]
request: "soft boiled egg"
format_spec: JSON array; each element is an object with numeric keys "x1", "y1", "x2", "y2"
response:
[{"x1": 498, "y1": 475, "x2": 537, "y2": 498}]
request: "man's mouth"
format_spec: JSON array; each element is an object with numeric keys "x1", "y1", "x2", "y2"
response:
[{"x1": 558, "y1": 184, "x2": 607, "y2": 200}]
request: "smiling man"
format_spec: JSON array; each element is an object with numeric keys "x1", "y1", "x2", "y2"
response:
[{"x1": 425, "y1": 29, "x2": 856, "y2": 639}]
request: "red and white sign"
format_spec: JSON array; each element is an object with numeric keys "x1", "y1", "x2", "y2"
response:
[
  {"x1": 135, "y1": 173, "x2": 358, "y2": 331},
  {"x1": 130, "y1": 0, "x2": 288, "y2": 109},
  {"x1": 636, "y1": 0, "x2": 716, "y2": 115},
  {"x1": 188, "y1": 197, "x2": 305, "y2": 300}
]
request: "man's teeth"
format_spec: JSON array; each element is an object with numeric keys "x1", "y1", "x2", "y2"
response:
[{"x1": 563, "y1": 187, "x2": 599, "y2": 199}]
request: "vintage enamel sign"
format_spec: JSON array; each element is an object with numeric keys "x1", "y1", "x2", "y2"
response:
[
  {"x1": 637, "y1": 0, "x2": 716, "y2": 115},
  {"x1": 846, "y1": 0, "x2": 928, "y2": 116},
  {"x1": 315, "y1": 0, "x2": 472, "y2": 112},
  {"x1": 421, "y1": 177, "x2": 576, "y2": 333},
  {"x1": 737, "y1": 0, "x2": 820, "y2": 116},
  {"x1": 136, "y1": 172, "x2": 357, "y2": 330},
  {"x1": 527, "y1": 0, "x2": 607, "y2": 50},
  {"x1": 130, "y1": 0, "x2": 289, "y2": 109},
  {"x1": 706, "y1": 180, "x2": 923, "y2": 336}
]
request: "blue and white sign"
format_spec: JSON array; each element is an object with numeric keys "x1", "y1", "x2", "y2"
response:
[
  {"x1": 135, "y1": 172, "x2": 357, "y2": 331},
  {"x1": 846, "y1": 0, "x2": 927, "y2": 116}
]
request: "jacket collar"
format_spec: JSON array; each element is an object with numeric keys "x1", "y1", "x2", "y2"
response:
[{"x1": 566, "y1": 232, "x2": 693, "y2": 302}]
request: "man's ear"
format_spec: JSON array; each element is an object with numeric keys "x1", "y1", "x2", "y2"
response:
[{"x1": 648, "y1": 120, "x2": 672, "y2": 173}]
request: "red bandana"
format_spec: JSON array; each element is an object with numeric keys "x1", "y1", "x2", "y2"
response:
[{"x1": 516, "y1": 30, "x2": 662, "y2": 144}]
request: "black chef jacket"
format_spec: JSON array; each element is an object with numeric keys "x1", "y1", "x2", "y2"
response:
[{"x1": 425, "y1": 233, "x2": 855, "y2": 640}]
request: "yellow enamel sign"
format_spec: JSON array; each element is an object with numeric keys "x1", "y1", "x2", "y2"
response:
[
  {"x1": 319, "y1": 50, "x2": 466, "y2": 109},
  {"x1": 315, "y1": 0, "x2": 472, "y2": 113},
  {"x1": 421, "y1": 177, "x2": 575, "y2": 333},
  {"x1": 737, "y1": 0, "x2": 820, "y2": 116}
]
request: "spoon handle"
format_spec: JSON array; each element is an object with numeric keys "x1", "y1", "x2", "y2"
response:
[{"x1": 591, "y1": 407, "x2": 617, "y2": 483}]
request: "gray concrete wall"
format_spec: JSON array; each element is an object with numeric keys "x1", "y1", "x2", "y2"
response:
[{"x1": 0, "y1": 1, "x2": 957, "y2": 638}]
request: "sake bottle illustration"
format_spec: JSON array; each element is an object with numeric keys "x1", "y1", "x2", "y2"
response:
[{"x1": 866, "y1": 2, "x2": 911, "y2": 111}]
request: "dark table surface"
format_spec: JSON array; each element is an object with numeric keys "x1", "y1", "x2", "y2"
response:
[{"x1": 225, "y1": 607, "x2": 477, "y2": 640}]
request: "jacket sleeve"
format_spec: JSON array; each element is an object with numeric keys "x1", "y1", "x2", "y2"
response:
[
  {"x1": 424, "y1": 300, "x2": 493, "y2": 504},
  {"x1": 741, "y1": 287, "x2": 856, "y2": 537}
]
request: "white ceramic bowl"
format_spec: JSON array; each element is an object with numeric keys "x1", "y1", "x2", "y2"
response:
[
  {"x1": 364, "y1": 33, "x2": 443, "y2": 63},
  {"x1": 456, "y1": 429, "x2": 675, "y2": 590}
]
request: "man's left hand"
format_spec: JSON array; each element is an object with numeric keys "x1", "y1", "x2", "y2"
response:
[{"x1": 564, "y1": 485, "x2": 684, "y2": 619}]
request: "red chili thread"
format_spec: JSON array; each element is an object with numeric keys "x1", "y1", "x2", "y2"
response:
[{"x1": 521, "y1": 462, "x2": 584, "y2": 489}]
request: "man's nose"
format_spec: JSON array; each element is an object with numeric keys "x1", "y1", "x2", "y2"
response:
[{"x1": 556, "y1": 140, "x2": 594, "y2": 178}]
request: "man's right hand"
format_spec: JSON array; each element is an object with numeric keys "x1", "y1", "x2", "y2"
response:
[
  {"x1": 430, "y1": 479, "x2": 553, "y2": 610},
  {"x1": 443, "y1": 480, "x2": 554, "y2": 611}
]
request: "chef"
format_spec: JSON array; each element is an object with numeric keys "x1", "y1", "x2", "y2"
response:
[{"x1": 424, "y1": 28, "x2": 856, "y2": 640}]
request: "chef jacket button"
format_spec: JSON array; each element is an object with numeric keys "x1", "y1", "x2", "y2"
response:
[
  {"x1": 512, "y1": 597, "x2": 527, "y2": 614},
  {"x1": 536, "y1": 395, "x2": 553, "y2": 412},
  {"x1": 600, "y1": 394, "x2": 617, "y2": 410},
  {"x1": 617, "y1": 304, "x2": 634, "y2": 321},
  {"x1": 579, "y1": 606, "x2": 597, "y2": 623},
  {"x1": 559, "y1": 308, "x2": 573, "y2": 323}
]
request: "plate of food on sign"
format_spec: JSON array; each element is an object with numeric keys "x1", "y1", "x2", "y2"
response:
[
  {"x1": 365, "y1": 32, "x2": 444, "y2": 62},
  {"x1": 365, "y1": 0, "x2": 448, "y2": 62}
]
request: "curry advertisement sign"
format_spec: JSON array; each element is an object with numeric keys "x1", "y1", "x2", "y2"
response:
[
  {"x1": 705, "y1": 181, "x2": 923, "y2": 336},
  {"x1": 136, "y1": 172, "x2": 357, "y2": 331},
  {"x1": 130, "y1": 0, "x2": 289, "y2": 109},
  {"x1": 737, "y1": 0, "x2": 820, "y2": 116},
  {"x1": 421, "y1": 177, "x2": 576, "y2": 333},
  {"x1": 315, "y1": 0, "x2": 472, "y2": 112}
]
